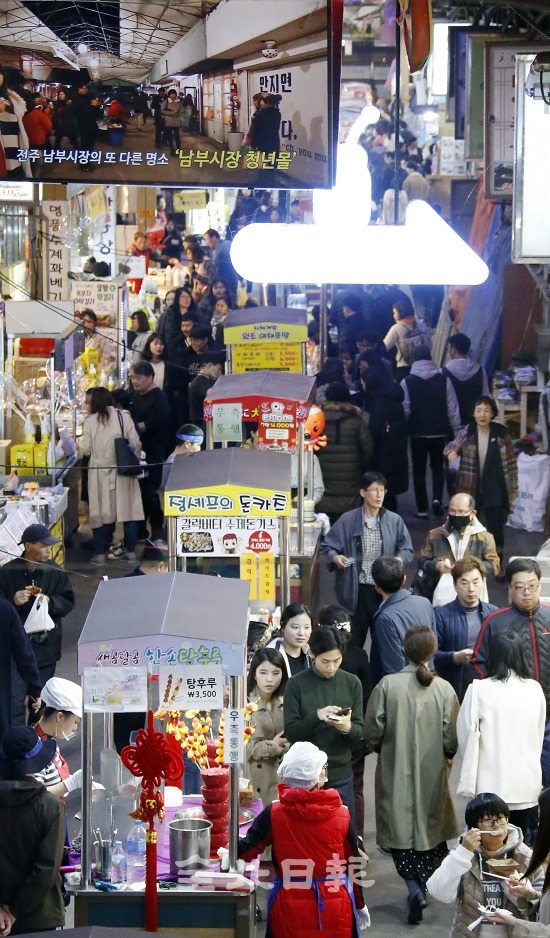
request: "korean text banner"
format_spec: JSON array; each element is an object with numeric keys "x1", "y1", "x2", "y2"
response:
[{"x1": 0, "y1": 0, "x2": 335, "y2": 188}]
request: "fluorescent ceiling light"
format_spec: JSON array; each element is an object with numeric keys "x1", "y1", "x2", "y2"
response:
[{"x1": 230, "y1": 105, "x2": 488, "y2": 287}]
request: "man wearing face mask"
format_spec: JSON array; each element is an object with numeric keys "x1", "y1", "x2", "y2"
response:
[{"x1": 413, "y1": 493, "x2": 499, "y2": 604}]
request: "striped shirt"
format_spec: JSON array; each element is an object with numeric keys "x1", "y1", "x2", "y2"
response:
[
  {"x1": 0, "y1": 107, "x2": 23, "y2": 173},
  {"x1": 34, "y1": 723, "x2": 69, "y2": 797}
]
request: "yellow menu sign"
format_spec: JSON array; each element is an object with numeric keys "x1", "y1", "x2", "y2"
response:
[{"x1": 232, "y1": 342, "x2": 302, "y2": 373}]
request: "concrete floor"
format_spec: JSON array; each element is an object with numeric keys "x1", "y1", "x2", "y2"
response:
[{"x1": 57, "y1": 487, "x2": 546, "y2": 935}]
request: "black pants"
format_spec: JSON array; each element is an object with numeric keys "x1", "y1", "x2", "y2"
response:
[
  {"x1": 477, "y1": 504, "x2": 506, "y2": 552},
  {"x1": 351, "y1": 582, "x2": 381, "y2": 648},
  {"x1": 411, "y1": 436, "x2": 445, "y2": 513},
  {"x1": 509, "y1": 807, "x2": 536, "y2": 840},
  {"x1": 11, "y1": 660, "x2": 56, "y2": 726},
  {"x1": 139, "y1": 467, "x2": 164, "y2": 540},
  {"x1": 164, "y1": 126, "x2": 180, "y2": 153}
]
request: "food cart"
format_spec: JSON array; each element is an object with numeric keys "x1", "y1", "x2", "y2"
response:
[
  {"x1": 70, "y1": 276, "x2": 129, "y2": 383},
  {"x1": 1, "y1": 302, "x2": 84, "y2": 541},
  {"x1": 164, "y1": 448, "x2": 292, "y2": 612},
  {"x1": 222, "y1": 307, "x2": 308, "y2": 374},
  {"x1": 75, "y1": 570, "x2": 256, "y2": 936},
  {"x1": 202, "y1": 372, "x2": 322, "y2": 602}
]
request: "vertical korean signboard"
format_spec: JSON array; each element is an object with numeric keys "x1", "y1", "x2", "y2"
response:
[{"x1": 42, "y1": 202, "x2": 70, "y2": 302}]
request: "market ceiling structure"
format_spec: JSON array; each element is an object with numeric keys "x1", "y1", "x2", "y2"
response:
[
  {"x1": 1, "y1": 0, "x2": 548, "y2": 83},
  {"x1": 0, "y1": 0, "x2": 223, "y2": 81},
  {"x1": 344, "y1": 0, "x2": 550, "y2": 40}
]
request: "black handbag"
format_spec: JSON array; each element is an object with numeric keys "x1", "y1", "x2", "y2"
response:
[{"x1": 114, "y1": 410, "x2": 141, "y2": 477}]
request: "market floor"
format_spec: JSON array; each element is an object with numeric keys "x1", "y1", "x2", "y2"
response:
[{"x1": 58, "y1": 490, "x2": 545, "y2": 935}]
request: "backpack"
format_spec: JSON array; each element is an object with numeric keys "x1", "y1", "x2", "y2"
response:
[{"x1": 396, "y1": 322, "x2": 430, "y2": 366}]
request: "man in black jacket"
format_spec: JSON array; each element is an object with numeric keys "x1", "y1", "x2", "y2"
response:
[
  {"x1": 472, "y1": 557, "x2": 550, "y2": 781},
  {"x1": 0, "y1": 524, "x2": 74, "y2": 725},
  {"x1": 401, "y1": 345, "x2": 461, "y2": 518},
  {"x1": 130, "y1": 361, "x2": 171, "y2": 547},
  {"x1": 0, "y1": 599, "x2": 42, "y2": 738},
  {"x1": 0, "y1": 726, "x2": 65, "y2": 935}
]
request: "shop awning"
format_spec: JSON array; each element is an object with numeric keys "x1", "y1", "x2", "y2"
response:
[
  {"x1": 204, "y1": 370, "x2": 316, "y2": 411},
  {"x1": 164, "y1": 448, "x2": 291, "y2": 518},
  {"x1": 77, "y1": 571, "x2": 249, "y2": 675}
]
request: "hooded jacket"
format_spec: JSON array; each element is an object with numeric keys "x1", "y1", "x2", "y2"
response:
[
  {"x1": 401, "y1": 359, "x2": 461, "y2": 437},
  {"x1": 316, "y1": 402, "x2": 374, "y2": 516},
  {"x1": 443, "y1": 358, "x2": 489, "y2": 426},
  {"x1": 415, "y1": 516, "x2": 500, "y2": 601},
  {"x1": 238, "y1": 784, "x2": 364, "y2": 938},
  {"x1": 426, "y1": 824, "x2": 543, "y2": 938},
  {"x1": 0, "y1": 778, "x2": 65, "y2": 931},
  {"x1": 472, "y1": 602, "x2": 550, "y2": 709},
  {"x1": 367, "y1": 380, "x2": 408, "y2": 496}
]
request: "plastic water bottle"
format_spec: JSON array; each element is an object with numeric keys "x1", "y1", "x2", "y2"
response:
[
  {"x1": 126, "y1": 820, "x2": 146, "y2": 889},
  {"x1": 111, "y1": 841, "x2": 126, "y2": 885}
]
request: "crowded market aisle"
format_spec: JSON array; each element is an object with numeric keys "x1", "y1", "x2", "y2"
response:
[{"x1": 53, "y1": 480, "x2": 545, "y2": 934}]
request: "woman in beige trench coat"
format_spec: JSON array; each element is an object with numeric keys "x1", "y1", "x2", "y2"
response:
[
  {"x1": 364, "y1": 625, "x2": 459, "y2": 926},
  {"x1": 80, "y1": 387, "x2": 144, "y2": 565}
]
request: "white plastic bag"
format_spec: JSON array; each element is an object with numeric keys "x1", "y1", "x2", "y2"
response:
[
  {"x1": 507, "y1": 453, "x2": 550, "y2": 533},
  {"x1": 24, "y1": 594, "x2": 56, "y2": 635},
  {"x1": 432, "y1": 572, "x2": 457, "y2": 608}
]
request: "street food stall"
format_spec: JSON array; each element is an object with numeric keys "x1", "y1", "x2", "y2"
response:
[
  {"x1": 74, "y1": 570, "x2": 256, "y2": 936},
  {"x1": 70, "y1": 276, "x2": 129, "y2": 383},
  {"x1": 0, "y1": 302, "x2": 85, "y2": 541},
  {"x1": 222, "y1": 307, "x2": 308, "y2": 374},
  {"x1": 164, "y1": 448, "x2": 292, "y2": 613},
  {"x1": 202, "y1": 372, "x2": 323, "y2": 604}
]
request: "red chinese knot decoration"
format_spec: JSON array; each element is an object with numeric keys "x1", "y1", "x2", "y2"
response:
[{"x1": 121, "y1": 710, "x2": 183, "y2": 931}]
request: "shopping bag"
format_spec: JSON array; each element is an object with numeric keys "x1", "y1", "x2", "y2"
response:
[
  {"x1": 507, "y1": 453, "x2": 550, "y2": 533},
  {"x1": 432, "y1": 572, "x2": 456, "y2": 608},
  {"x1": 457, "y1": 680, "x2": 480, "y2": 799},
  {"x1": 24, "y1": 594, "x2": 56, "y2": 635},
  {"x1": 115, "y1": 410, "x2": 141, "y2": 477}
]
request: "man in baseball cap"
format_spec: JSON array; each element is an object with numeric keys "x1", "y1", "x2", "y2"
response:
[
  {"x1": 0, "y1": 726, "x2": 66, "y2": 934},
  {"x1": 0, "y1": 522, "x2": 74, "y2": 725},
  {"x1": 19, "y1": 524, "x2": 60, "y2": 547}
]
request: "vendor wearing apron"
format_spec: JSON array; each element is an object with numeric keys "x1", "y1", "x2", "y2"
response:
[{"x1": 223, "y1": 742, "x2": 370, "y2": 936}]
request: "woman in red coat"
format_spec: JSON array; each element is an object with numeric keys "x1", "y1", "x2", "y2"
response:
[{"x1": 234, "y1": 741, "x2": 370, "y2": 937}]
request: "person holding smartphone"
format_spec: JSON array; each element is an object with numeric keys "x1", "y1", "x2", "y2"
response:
[{"x1": 283, "y1": 626, "x2": 364, "y2": 832}]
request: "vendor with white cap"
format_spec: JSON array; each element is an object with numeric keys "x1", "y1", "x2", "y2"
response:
[
  {"x1": 33, "y1": 677, "x2": 83, "y2": 800},
  {"x1": 230, "y1": 741, "x2": 370, "y2": 936}
]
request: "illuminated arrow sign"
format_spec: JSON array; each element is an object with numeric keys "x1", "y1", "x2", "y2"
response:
[
  {"x1": 230, "y1": 199, "x2": 489, "y2": 286},
  {"x1": 230, "y1": 105, "x2": 488, "y2": 288}
]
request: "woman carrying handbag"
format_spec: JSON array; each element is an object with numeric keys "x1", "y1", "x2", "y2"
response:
[{"x1": 79, "y1": 387, "x2": 144, "y2": 566}]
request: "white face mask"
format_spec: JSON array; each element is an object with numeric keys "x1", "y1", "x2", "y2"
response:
[{"x1": 61, "y1": 730, "x2": 77, "y2": 742}]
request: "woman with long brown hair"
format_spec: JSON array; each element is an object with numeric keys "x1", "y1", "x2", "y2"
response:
[
  {"x1": 79, "y1": 387, "x2": 144, "y2": 565},
  {"x1": 364, "y1": 625, "x2": 460, "y2": 925}
]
